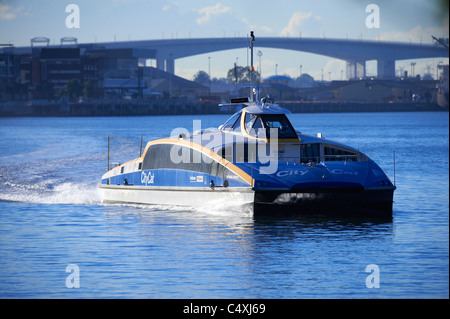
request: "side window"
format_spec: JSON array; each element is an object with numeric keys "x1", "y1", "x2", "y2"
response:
[
  {"x1": 234, "y1": 143, "x2": 257, "y2": 163},
  {"x1": 223, "y1": 166, "x2": 246, "y2": 185},
  {"x1": 260, "y1": 115, "x2": 298, "y2": 139},
  {"x1": 324, "y1": 147, "x2": 358, "y2": 162},
  {"x1": 231, "y1": 113, "x2": 242, "y2": 132},
  {"x1": 247, "y1": 116, "x2": 266, "y2": 138},
  {"x1": 245, "y1": 114, "x2": 257, "y2": 134},
  {"x1": 301, "y1": 144, "x2": 321, "y2": 163},
  {"x1": 142, "y1": 144, "x2": 169, "y2": 170},
  {"x1": 219, "y1": 145, "x2": 234, "y2": 162},
  {"x1": 210, "y1": 161, "x2": 225, "y2": 178},
  {"x1": 143, "y1": 143, "x2": 225, "y2": 174},
  {"x1": 220, "y1": 112, "x2": 241, "y2": 131}
]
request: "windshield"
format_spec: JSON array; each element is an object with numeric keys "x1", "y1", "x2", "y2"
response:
[
  {"x1": 220, "y1": 112, "x2": 241, "y2": 131},
  {"x1": 246, "y1": 114, "x2": 297, "y2": 139}
]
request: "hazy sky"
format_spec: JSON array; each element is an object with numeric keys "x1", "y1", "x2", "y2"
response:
[{"x1": 0, "y1": 0, "x2": 448, "y2": 80}]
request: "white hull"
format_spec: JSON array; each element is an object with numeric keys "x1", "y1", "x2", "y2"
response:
[{"x1": 99, "y1": 185, "x2": 255, "y2": 207}]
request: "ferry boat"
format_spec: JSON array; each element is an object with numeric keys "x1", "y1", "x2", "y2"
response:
[
  {"x1": 98, "y1": 33, "x2": 396, "y2": 217},
  {"x1": 99, "y1": 99, "x2": 395, "y2": 217}
]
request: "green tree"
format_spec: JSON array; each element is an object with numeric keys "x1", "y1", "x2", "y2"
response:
[
  {"x1": 226, "y1": 65, "x2": 260, "y2": 83},
  {"x1": 83, "y1": 81, "x2": 95, "y2": 99},
  {"x1": 55, "y1": 87, "x2": 67, "y2": 99},
  {"x1": 66, "y1": 79, "x2": 82, "y2": 101},
  {"x1": 193, "y1": 70, "x2": 210, "y2": 84}
]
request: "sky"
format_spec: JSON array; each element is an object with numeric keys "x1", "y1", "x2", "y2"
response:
[{"x1": 0, "y1": 0, "x2": 448, "y2": 81}]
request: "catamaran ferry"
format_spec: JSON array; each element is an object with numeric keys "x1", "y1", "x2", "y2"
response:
[{"x1": 98, "y1": 33, "x2": 396, "y2": 217}]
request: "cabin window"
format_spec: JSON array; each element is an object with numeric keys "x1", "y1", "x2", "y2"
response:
[
  {"x1": 219, "y1": 145, "x2": 233, "y2": 162},
  {"x1": 300, "y1": 144, "x2": 321, "y2": 163},
  {"x1": 259, "y1": 114, "x2": 298, "y2": 139},
  {"x1": 243, "y1": 111, "x2": 252, "y2": 124},
  {"x1": 143, "y1": 144, "x2": 210, "y2": 174},
  {"x1": 235, "y1": 143, "x2": 257, "y2": 163},
  {"x1": 245, "y1": 115, "x2": 257, "y2": 133},
  {"x1": 246, "y1": 115, "x2": 266, "y2": 138},
  {"x1": 220, "y1": 112, "x2": 241, "y2": 132},
  {"x1": 244, "y1": 114, "x2": 265, "y2": 138},
  {"x1": 231, "y1": 114, "x2": 242, "y2": 132},
  {"x1": 210, "y1": 161, "x2": 225, "y2": 178},
  {"x1": 143, "y1": 144, "x2": 231, "y2": 177},
  {"x1": 324, "y1": 147, "x2": 358, "y2": 162},
  {"x1": 141, "y1": 144, "x2": 247, "y2": 186},
  {"x1": 244, "y1": 114, "x2": 297, "y2": 139},
  {"x1": 218, "y1": 143, "x2": 258, "y2": 163}
]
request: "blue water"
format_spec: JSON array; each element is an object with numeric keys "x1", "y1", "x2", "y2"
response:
[{"x1": 0, "y1": 112, "x2": 448, "y2": 298}]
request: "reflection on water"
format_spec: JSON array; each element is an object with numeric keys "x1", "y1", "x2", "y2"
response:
[{"x1": 94, "y1": 203, "x2": 396, "y2": 298}]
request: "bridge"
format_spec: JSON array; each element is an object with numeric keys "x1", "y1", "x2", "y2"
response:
[{"x1": 7, "y1": 36, "x2": 449, "y2": 79}]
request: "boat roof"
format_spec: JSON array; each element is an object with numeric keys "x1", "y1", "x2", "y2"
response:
[{"x1": 242, "y1": 103, "x2": 292, "y2": 115}]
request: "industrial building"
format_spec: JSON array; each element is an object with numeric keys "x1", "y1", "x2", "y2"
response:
[{"x1": 0, "y1": 40, "x2": 208, "y2": 102}]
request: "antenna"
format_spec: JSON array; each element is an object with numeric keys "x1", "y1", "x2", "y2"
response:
[
  {"x1": 249, "y1": 31, "x2": 256, "y2": 102},
  {"x1": 393, "y1": 150, "x2": 396, "y2": 187},
  {"x1": 140, "y1": 134, "x2": 143, "y2": 157},
  {"x1": 107, "y1": 136, "x2": 110, "y2": 171}
]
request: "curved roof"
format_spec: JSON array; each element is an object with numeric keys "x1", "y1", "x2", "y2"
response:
[
  {"x1": 243, "y1": 104, "x2": 291, "y2": 114},
  {"x1": 264, "y1": 75, "x2": 292, "y2": 81}
]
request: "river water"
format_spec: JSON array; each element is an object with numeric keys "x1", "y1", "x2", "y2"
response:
[{"x1": 0, "y1": 112, "x2": 448, "y2": 298}]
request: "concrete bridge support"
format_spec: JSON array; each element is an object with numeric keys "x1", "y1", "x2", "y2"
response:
[
  {"x1": 165, "y1": 57, "x2": 174, "y2": 74},
  {"x1": 156, "y1": 55, "x2": 175, "y2": 74},
  {"x1": 346, "y1": 60, "x2": 366, "y2": 79},
  {"x1": 156, "y1": 57, "x2": 165, "y2": 71},
  {"x1": 377, "y1": 60, "x2": 396, "y2": 79}
]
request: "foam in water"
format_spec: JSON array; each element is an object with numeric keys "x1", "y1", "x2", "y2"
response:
[
  {"x1": 0, "y1": 182, "x2": 102, "y2": 205},
  {"x1": 103, "y1": 197, "x2": 253, "y2": 215}
]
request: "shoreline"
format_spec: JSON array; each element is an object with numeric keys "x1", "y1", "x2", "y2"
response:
[{"x1": 0, "y1": 100, "x2": 447, "y2": 117}]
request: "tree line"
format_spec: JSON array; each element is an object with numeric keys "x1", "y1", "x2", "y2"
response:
[{"x1": 193, "y1": 65, "x2": 261, "y2": 84}]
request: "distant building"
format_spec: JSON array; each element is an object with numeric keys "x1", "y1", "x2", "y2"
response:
[
  {"x1": 437, "y1": 64, "x2": 449, "y2": 107},
  {"x1": 85, "y1": 48, "x2": 154, "y2": 98},
  {"x1": 438, "y1": 64, "x2": 449, "y2": 93},
  {"x1": 263, "y1": 75, "x2": 292, "y2": 86},
  {"x1": 10, "y1": 47, "x2": 83, "y2": 100},
  {"x1": 261, "y1": 75, "x2": 296, "y2": 100},
  {"x1": 293, "y1": 73, "x2": 315, "y2": 88},
  {"x1": 103, "y1": 78, "x2": 146, "y2": 99},
  {"x1": 143, "y1": 67, "x2": 208, "y2": 98},
  {"x1": 330, "y1": 79, "x2": 438, "y2": 103},
  {"x1": 39, "y1": 47, "x2": 82, "y2": 91},
  {"x1": 0, "y1": 52, "x2": 20, "y2": 101},
  {"x1": 0, "y1": 45, "x2": 208, "y2": 101}
]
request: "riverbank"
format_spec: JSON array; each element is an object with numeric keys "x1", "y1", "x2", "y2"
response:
[
  {"x1": 279, "y1": 101, "x2": 448, "y2": 113},
  {"x1": 0, "y1": 99, "x2": 447, "y2": 117}
]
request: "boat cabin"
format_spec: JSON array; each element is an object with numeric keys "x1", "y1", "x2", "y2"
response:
[{"x1": 219, "y1": 104, "x2": 298, "y2": 141}]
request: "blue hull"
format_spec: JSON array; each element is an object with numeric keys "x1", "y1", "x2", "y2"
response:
[{"x1": 101, "y1": 160, "x2": 395, "y2": 217}]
